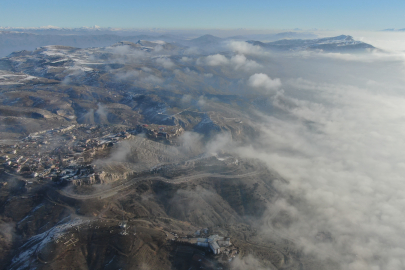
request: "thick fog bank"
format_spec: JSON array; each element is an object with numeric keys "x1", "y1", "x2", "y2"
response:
[{"x1": 226, "y1": 40, "x2": 405, "y2": 269}]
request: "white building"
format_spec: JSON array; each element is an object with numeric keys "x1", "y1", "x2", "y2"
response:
[
  {"x1": 210, "y1": 241, "x2": 220, "y2": 254},
  {"x1": 197, "y1": 238, "x2": 209, "y2": 247},
  {"x1": 195, "y1": 235, "x2": 231, "y2": 255}
]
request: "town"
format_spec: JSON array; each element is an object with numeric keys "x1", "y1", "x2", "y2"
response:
[{"x1": 0, "y1": 123, "x2": 185, "y2": 187}]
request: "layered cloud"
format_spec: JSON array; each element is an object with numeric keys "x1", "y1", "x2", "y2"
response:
[
  {"x1": 233, "y1": 60, "x2": 405, "y2": 269},
  {"x1": 197, "y1": 53, "x2": 261, "y2": 71},
  {"x1": 298, "y1": 50, "x2": 405, "y2": 65}
]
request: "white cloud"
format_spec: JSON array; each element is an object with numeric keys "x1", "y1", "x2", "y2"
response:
[
  {"x1": 180, "y1": 56, "x2": 192, "y2": 62},
  {"x1": 141, "y1": 67, "x2": 152, "y2": 73},
  {"x1": 230, "y1": 54, "x2": 248, "y2": 66},
  {"x1": 248, "y1": 73, "x2": 281, "y2": 92},
  {"x1": 155, "y1": 57, "x2": 175, "y2": 69},
  {"x1": 199, "y1": 54, "x2": 229, "y2": 66},
  {"x1": 142, "y1": 75, "x2": 163, "y2": 85},
  {"x1": 197, "y1": 53, "x2": 260, "y2": 71},
  {"x1": 95, "y1": 103, "x2": 108, "y2": 123},
  {"x1": 231, "y1": 54, "x2": 261, "y2": 71},
  {"x1": 109, "y1": 45, "x2": 131, "y2": 55},
  {"x1": 183, "y1": 67, "x2": 198, "y2": 75},
  {"x1": 115, "y1": 70, "x2": 140, "y2": 81},
  {"x1": 184, "y1": 47, "x2": 200, "y2": 55},
  {"x1": 205, "y1": 132, "x2": 234, "y2": 156},
  {"x1": 197, "y1": 96, "x2": 207, "y2": 107},
  {"x1": 227, "y1": 41, "x2": 267, "y2": 56},
  {"x1": 108, "y1": 45, "x2": 147, "y2": 63},
  {"x1": 181, "y1": 94, "x2": 192, "y2": 104}
]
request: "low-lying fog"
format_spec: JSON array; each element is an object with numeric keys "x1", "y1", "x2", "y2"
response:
[{"x1": 197, "y1": 35, "x2": 405, "y2": 269}]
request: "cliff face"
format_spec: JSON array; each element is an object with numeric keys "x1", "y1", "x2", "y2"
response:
[{"x1": 96, "y1": 170, "x2": 135, "y2": 184}]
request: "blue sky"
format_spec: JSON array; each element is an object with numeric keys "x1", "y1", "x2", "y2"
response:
[{"x1": 1, "y1": 0, "x2": 404, "y2": 30}]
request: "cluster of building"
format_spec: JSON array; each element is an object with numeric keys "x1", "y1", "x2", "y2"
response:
[
  {"x1": 0, "y1": 123, "x2": 186, "y2": 186},
  {"x1": 1, "y1": 144, "x2": 62, "y2": 179},
  {"x1": 0, "y1": 124, "x2": 132, "y2": 183},
  {"x1": 175, "y1": 229, "x2": 235, "y2": 256},
  {"x1": 134, "y1": 124, "x2": 184, "y2": 141},
  {"x1": 58, "y1": 164, "x2": 97, "y2": 185}
]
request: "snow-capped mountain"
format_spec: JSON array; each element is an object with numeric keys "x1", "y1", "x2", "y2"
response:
[{"x1": 248, "y1": 35, "x2": 376, "y2": 52}]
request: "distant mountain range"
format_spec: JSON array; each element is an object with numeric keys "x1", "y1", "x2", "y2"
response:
[
  {"x1": 381, "y1": 28, "x2": 405, "y2": 32},
  {"x1": 0, "y1": 32, "x2": 184, "y2": 57},
  {"x1": 247, "y1": 35, "x2": 375, "y2": 52},
  {"x1": 0, "y1": 27, "x2": 320, "y2": 57},
  {"x1": 228, "y1": 31, "x2": 318, "y2": 41},
  {"x1": 0, "y1": 26, "x2": 317, "y2": 39},
  {"x1": 0, "y1": 29, "x2": 375, "y2": 58}
]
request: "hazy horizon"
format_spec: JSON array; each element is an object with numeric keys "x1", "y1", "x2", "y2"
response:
[{"x1": 2, "y1": 0, "x2": 405, "y2": 30}]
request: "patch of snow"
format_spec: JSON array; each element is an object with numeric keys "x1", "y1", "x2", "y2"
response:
[
  {"x1": 0, "y1": 82, "x2": 23, "y2": 85},
  {"x1": 20, "y1": 75, "x2": 37, "y2": 81},
  {"x1": 152, "y1": 40, "x2": 166, "y2": 44},
  {"x1": 50, "y1": 59, "x2": 69, "y2": 64},
  {"x1": 68, "y1": 65, "x2": 93, "y2": 72},
  {"x1": 0, "y1": 73, "x2": 37, "y2": 85}
]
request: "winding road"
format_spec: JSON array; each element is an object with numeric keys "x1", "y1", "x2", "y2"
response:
[{"x1": 58, "y1": 170, "x2": 263, "y2": 200}]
